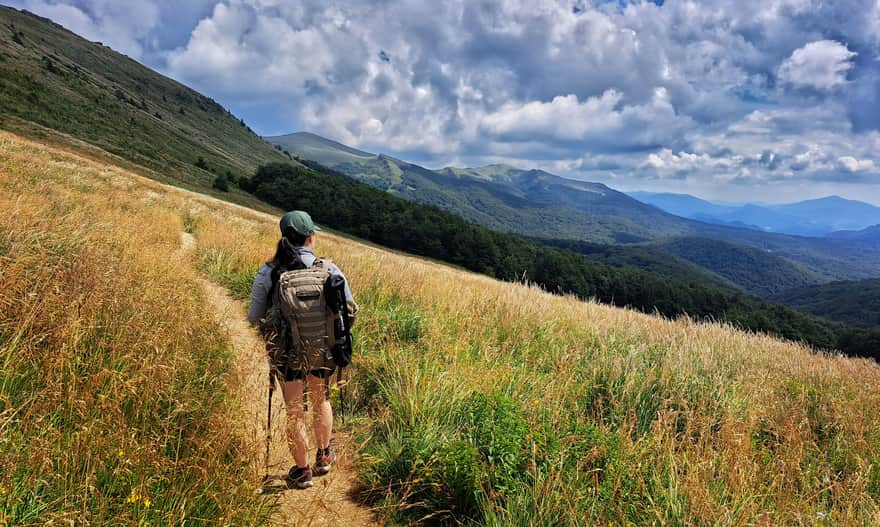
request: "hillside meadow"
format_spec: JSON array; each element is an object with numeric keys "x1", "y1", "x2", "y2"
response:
[{"x1": 2, "y1": 129, "x2": 880, "y2": 526}]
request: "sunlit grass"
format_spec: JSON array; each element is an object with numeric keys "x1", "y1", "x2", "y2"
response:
[
  {"x1": 2, "y1": 129, "x2": 880, "y2": 526},
  {"x1": 189, "y1": 165, "x2": 880, "y2": 525},
  {"x1": 0, "y1": 132, "x2": 271, "y2": 525}
]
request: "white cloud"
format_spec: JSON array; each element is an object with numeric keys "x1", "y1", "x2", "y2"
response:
[
  {"x1": 479, "y1": 91, "x2": 624, "y2": 141},
  {"x1": 11, "y1": 0, "x2": 880, "y2": 201},
  {"x1": 838, "y1": 155, "x2": 875, "y2": 171},
  {"x1": 642, "y1": 149, "x2": 735, "y2": 172},
  {"x1": 165, "y1": 2, "x2": 343, "y2": 97},
  {"x1": 777, "y1": 40, "x2": 857, "y2": 91},
  {"x1": 477, "y1": 87, "x2": 692, "y2": 150},
  {"x1": 14, "y1": 0, "x2": 160, "y2": 58}
]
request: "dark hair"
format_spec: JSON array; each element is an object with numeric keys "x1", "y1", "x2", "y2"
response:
[
  {"x1": 282, "y1": 227, "x2": 308, "y2": 247},
  {"x1": 268, "y1": 229, "x2": 309, "y2": 287}
]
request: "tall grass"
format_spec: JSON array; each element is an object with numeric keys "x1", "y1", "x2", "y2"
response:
[
  {"x1": 3, "y1": 129, "x2": 880, "y2": 526},
  {"x1": 190, "y1": 198, "x2": 880, "y2": 525},
  {"x1": 0, "y1": 132, "x2": 270, "y2": 525}
]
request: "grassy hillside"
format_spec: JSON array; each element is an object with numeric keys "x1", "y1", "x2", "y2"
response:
[
  {"x1": 5, "y1": 130, "x2": 880, "y2": 525},
  {"x1": 0, "y1": 6, "x2": 295, "y2": 192},
  {"x1": 655, "y1": 237, "x2": 827, "y2": 297},
  {"x1": 270, "y1": 133, "x2": 880, "y2": 285},
  {"x1": 270, "y1": 133, "x2": 692, "y2": 243},
  {"x1": 0, "y1": 132, "x2": 270, "y2": 524},
  {"x1": 772, "y1": 278, "x2": 880, "y2": 329}
]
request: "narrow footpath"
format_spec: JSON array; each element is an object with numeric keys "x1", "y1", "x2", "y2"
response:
[{"x1": 180, "y1": 232, "x2": 379, "y2": 527}]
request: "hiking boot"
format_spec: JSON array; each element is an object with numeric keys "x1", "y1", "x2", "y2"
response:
[
  {"x1": 314, "y1": 446, "x2": 337, "y2": 475},
  {"x1": 287, "y1": 466, "x2": 313, "y2": 489}
]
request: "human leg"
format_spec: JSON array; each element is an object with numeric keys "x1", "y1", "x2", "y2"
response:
[
  {"x1": 307, "y1": 372, "x2": 333, "y2": 450},
  {"x1": 280, "y1": 379, "x2": 309, "y2": 469}
]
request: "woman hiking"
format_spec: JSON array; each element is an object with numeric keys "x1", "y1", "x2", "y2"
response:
[{"x1": 247, "y1": 210, "x2": 358, "y2": 489}]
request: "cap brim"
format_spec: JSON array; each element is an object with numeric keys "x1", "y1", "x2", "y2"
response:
[{"x1": 313, "y1": 225, "x2": 322, "y2": 231}]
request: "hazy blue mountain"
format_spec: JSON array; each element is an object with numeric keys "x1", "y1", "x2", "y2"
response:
[
  {"x1": 773, "y1": 196, "x2": 880, "y2": 232},
  {"x1": 630, "y1": 191, "x2": 880, "y2": 237},
  {"x1": 628, "y1": 192, "x2": 735, "y2": 219},
  {"x1": 830, "y1": 225, "x2": 880, "y2": 243}
]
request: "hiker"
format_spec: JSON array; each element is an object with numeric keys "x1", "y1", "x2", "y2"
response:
[{"x1": 247, "y1": 210, "x2": 358, "y2": 489}]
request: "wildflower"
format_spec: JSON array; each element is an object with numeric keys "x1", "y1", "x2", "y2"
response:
[
  {"x1": 126, "y1": 491, "x2": 152, "y2": 508},
  {"x1": 126, "y1": 491, "x2": 143, "y2": 504},
  {"x1": 817, "y1": 512, "x2": 826, "y2": 519},
  {"x1": 0, "y1": 484, "x2": 8, "y2": 496},
  {"x1": 117, "y1": 449, "x2": 125, "y2": 458}
]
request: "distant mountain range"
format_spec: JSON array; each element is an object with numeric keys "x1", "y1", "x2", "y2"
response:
[
  {"x1": 629, "y1": 191, "x2": 880, "y2": 237},
  {"x1": 829, "y1": 224, "x2": 880, "y2": 243},
  {"x1": 268, "y1": 132, "x2": 880, "y2": 296},
  {"x1": 268, "y1": 132, "x2": 690, "y2": 244}
]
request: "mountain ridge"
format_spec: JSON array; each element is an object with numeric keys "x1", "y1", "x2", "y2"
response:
[
  {"x1": 0, "y1": 6, "x2": 294, "y2": 195},
  {"x1": 269, "y1": 130, "x2": 880, "y2": 286}
]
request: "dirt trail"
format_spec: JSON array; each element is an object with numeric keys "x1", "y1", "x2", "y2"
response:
[{"x1": 180, "y1": 232, "x2": 379, "y2": 527}]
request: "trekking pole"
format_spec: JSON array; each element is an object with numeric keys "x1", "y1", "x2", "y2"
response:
[
  {"x1": 337, "y1": 366, "x2": 346, "y2": 425},
  {"x1": 262, "y1": 367, "x2": 275, "y2": 485}
]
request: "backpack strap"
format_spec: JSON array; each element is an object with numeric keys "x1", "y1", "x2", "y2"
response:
[{"x1": 311, "y1": 257, "x2": 332, "y2": 270}]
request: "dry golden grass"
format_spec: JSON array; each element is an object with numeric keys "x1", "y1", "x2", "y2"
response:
[
  {"x1": 194, "y1": 211, "x2": 880, "y2": 526},
  {"x1": 0, "y1": 131, "x2": 271, "y2": 525},
  {"x1": 2, "y1": 129, "x2": 880, "y2": 526}
]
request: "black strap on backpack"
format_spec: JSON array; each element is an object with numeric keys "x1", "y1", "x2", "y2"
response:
[{"x1": 325, "y1": 273, "x2": 354, "y2": 422}]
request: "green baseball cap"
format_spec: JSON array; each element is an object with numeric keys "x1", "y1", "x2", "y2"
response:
[{"x1": 279, "y1": 210, "x2": 321, "y2": 236}]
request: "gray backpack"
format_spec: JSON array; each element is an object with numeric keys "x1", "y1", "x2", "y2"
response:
[{"x1": 268, "y1": 259, "x2": 336, "y2": 374}]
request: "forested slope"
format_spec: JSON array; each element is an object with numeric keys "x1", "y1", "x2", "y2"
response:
[{"x1": 243, "y1": 161, "x2": 880, "y2": 360}]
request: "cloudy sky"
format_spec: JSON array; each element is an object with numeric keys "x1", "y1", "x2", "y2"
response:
[{"x1": 6, "y1": 0, "x2": 880, "y2": 203}]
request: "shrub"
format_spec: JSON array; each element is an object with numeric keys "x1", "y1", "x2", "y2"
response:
[
  {"x1": 458, "y1": 393, "x2": 530, "y2": 497},
  {"x1": 212, "y1": 173, "x2": 229, "y2": 192}
]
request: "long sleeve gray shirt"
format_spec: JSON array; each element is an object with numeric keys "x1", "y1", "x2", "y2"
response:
[{"x1": 246, "y1": 246, "x2": 357, "y2": 325}]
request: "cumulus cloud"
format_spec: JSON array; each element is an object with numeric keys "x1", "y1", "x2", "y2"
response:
[
  {"x1": 480, "y1": 92, "x2": 626, "y2": 141},
  {"x1": 777, "y1": 40, "x2": 857, "y2": 91},
  {"x1": 838, "y1": 155, "x2": 875, "y2": 172},
  {"x1": 9, "y1": 0, "x2": 880, "y2": 201},
  {"x1": 11, "y1": 0, "x2": 160, "y2": 58}
]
